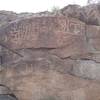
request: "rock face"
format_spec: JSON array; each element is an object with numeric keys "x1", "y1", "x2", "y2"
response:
[
  {"x1": 61, "y1": 4, "x2": 100, "y2": 25},
  {"x1": 2, "y1": 68, "x2": 100, "y2": 100},
  {"x1": 72, "y1": 60, "x2": 100, "y2": 80},
  {"x1": 2, "y1": 17, "x2": 85, "y2": 49},
  {"x1": 0, "y1": 11, "x2": 17, "y2": 27},
  {"x1": 1, "y1": 3, "x2": 100, "y2": 100}
]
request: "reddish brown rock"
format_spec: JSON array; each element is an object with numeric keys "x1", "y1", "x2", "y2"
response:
[
  {"x1": 1, "y1": 4, "x2": 100, "y2": 100},
  {"x1": 1, "y1": 67, "x2": 100, "y2": 100},
  {"x1": 0, "y1": 17, "x2": 88, "y2": 59},
  {"x1": 3, "y1": 17, "x2": 85, "y2": 49}
]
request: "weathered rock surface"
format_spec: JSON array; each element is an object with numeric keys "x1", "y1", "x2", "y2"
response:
[
  {"x1": 1, "y1": 17, "x2": 85, "y2": 49},
  {"x1": 2, "y1": 67, "x2": 100, "y2": 100},
  {"x1": 0, "y1": 3, "x2": 100, "y2": 100},
  {"x1": 61, "y1": 4, "x2": 100, "y2": 25},
  {"x1": 0, "y1": 17, "x2": 88, "y2": 60},
  {"x1": 0, "y1": 11, "x2": 17, "y2": 28},
  {"x1": 72, "y1": 60, "x2": 100, "y2": 80}
]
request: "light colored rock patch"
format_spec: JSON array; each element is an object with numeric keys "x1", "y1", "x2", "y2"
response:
[{"x1": 72, "y1": 60, "x2": 100, "y2": 80}]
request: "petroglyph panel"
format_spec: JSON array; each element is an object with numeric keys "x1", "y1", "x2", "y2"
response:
[
  {"x1": 3, "y1": 17, "x2": 85, "y2": 49},
  {"x1": 69, "y1": 22, "x2": 82, "y2": 35},
  {"x1": 68, "y1": 18, "x2": 85, "y2": 35}
]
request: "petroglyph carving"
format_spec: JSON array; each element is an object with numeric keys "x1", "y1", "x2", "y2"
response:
[
  {"x1": 3, "y1": 17, "x2": 85, "y2": 49},
  {"x1": 68, "y1": 21, "x2": 82, "y2": 35}
]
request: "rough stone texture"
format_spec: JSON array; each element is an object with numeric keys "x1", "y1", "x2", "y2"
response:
[
  {"x1": 2, "y1": 17, "x2": 85, "y2": 49},
  {"x1": 86, "y1": 25, "x2": 100, "y2": 51},
  {"x1": 0, "y1": 17, "x2": 88, "y2": 60},
  {"x1": 2, "y1": 67, "x2": 100, "y2": 100},
  {"x1": 72, "y1": 60, "x2": 100, "y2": 80},
  {"x1": 1, "y1": 3, "x2": 100, "y2": 100},
  {"x1": 61, "y1": 4, "x2": 100, "y2": 26},
  {"x1": 0, "y1": 11, "x2": 17, "y2": 28}
]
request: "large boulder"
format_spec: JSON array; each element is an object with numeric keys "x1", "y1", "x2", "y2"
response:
[
  {"x1": 1, "y1": 4, "x2": 100, "y2": 100},
  {"x1": 1, "y1": 67, "x2": 100, "y2": 100},
  {"x1": 0, "y1": 16, "x2": 88, "y2": 59},
  {"x1": 61, "y1": 4, "x2": 100, "y2": 25}
]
